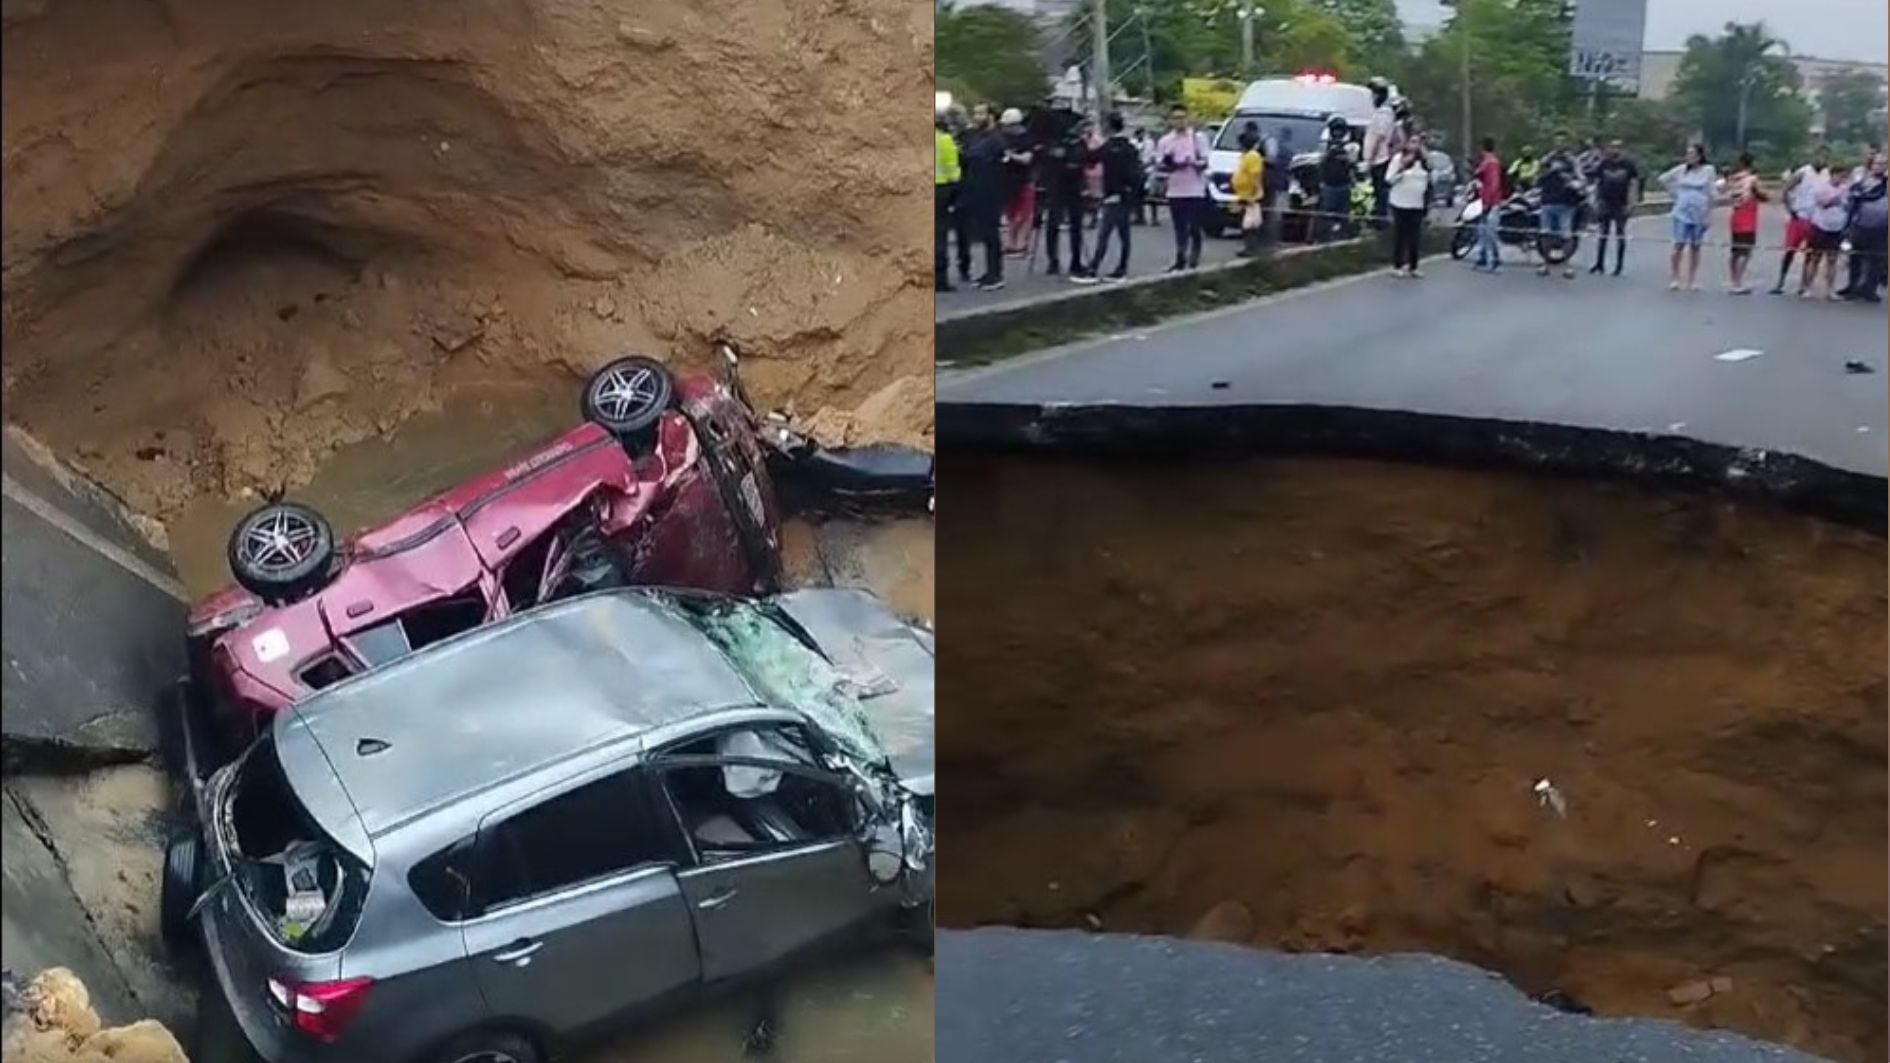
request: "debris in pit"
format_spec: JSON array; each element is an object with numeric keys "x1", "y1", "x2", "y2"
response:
[
  {"x1": 1188, "y1": 900, "x2": 1255, "y2": 944},
  {"x1": 1666, "y1": 976, "x2": 1735, "y2": 1006},
  {"x1": 592, "y1": 294, "x2": 619, "y2": 320},
  {"x1": 1533, "y1": 778, "x2": 1568, "y2": 818},
  {"x1": 418, "y1": 310, "x2": 486, "y2": 355},
  {"x1": 0, "y1": 968, "x2": 186, "y2": 1063},
  {"x1": 1534, "y1": 988, "x2": 1594, "y2": 1015}
]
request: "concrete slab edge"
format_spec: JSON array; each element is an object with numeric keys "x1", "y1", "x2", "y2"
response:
[{"x1": 936, "y1": 400, "x2": 1887, "y2": 535}]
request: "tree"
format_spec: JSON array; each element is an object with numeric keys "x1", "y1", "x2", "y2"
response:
[
  {"x1": 937, "y1": 3, "x2": 1050, "y2": 108},
  {"x1": 1055, "y1": 0, "x2": 1361, "y2": 105},
  {"x1": 1392, "y1": 0, "x2": 1574, "y2": 156},
  {"x1": 1816, "y1": 68, "x2": 1887, "y2": 148},
  {"x1": 1667, "y1": 22, "x2": 1811, "y2": 163},
  {"x1": 1309, "y1": 0, "x2": 1404, "y2": 74}
]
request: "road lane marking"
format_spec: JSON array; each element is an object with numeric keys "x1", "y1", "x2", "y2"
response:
[{"x1": 1, "y1": 472, "x2": 188, "y2": 602}]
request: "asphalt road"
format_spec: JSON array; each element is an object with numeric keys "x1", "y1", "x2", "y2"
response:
[
  {"x1": 936, "y1": 929, "x2": 1835, "y2": 1063},
  {"x1": 939, "y1": 207, "x2": 1889, "y2": 476}
]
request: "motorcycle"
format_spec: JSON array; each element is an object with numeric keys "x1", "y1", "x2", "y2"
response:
[{"x1": 1449, "y1": 187, "x2": 1584, "y2": 265}]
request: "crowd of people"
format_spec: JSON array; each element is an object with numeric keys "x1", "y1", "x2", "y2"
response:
[
  {"x1": 937, "y1": 80, "x2": 1887, "y2": 305},
  {"x1": 935, "y1": 99, "x2": 1251, "y2": 291},
  {"x1": 1454, "y1": 131, "x2": 1887, "y2": 301}
]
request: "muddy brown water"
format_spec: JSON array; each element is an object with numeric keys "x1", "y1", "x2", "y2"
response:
[
  {"x1": 937, "y1": 454, "x2": 1885, "y2": 1063},
  {"x1": 161, "y1": 385, "x2": 934, "y2": 1061}
]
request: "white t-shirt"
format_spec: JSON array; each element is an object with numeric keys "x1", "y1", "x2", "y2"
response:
[
  {"x1": 1386, "y1": 153, "x2": 1431, "y2": 209},
  {"x1": 1804, "y1": 169, "x2": 1850, "y2": 232},
  {"x1": 1789, "y1": 165, "x2": 1826, "y2": 217},
  {"x1": 1364, "y1": 106, "x2": 1396, "y2": 166}
]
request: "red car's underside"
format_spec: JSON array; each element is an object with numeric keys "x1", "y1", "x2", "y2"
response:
[{"x1": 187, "y1": 373, "x2": 781, "y2": 731}]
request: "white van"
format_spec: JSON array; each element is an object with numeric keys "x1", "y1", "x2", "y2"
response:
[{"x1": 1204, "y1": 74, "x2": 1384, "y2": 238}]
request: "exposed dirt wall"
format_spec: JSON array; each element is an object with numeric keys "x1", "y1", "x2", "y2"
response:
[
  {"x1": 937, "y1": 454, "x2": 1887, "y2": 1063},
  {"x1": 1, "y1": 0, "x2": 933, "y2": 524}
]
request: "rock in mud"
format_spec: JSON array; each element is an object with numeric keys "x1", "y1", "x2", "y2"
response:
[
  {"x1": 1188, "y1": 901, "x2": 1255, "y2": 944},
  {"x1": 294, "y1": 350, "x2": 350, "y2": 409},
  {"x1": 1, "y1": 968, "x2": 186, "y2": 1063}
]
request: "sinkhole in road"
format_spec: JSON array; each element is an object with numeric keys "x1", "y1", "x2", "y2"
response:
[{"x1": 937, "y1": 453, "x2": 1885, "y2": 1063}]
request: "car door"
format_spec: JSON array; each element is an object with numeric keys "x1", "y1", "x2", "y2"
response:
[
  {"x1": 651, "y1": 724, "x2": 882, "y2": 982},
  {"x1": 460, "y1": 765, "x2": 702, "y2": 1035}
]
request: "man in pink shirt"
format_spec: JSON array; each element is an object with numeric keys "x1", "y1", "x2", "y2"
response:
[
  {"x1": 1155, "y1": 105, "x2": 1210, "y2": 271},
  {"x1": 1470, "y1": 136, "x2": 1504, "y2": 272}
]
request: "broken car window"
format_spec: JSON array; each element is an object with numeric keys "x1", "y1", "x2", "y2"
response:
[{"x1": 676, "y1": 599, "x2": 889, "y2": 768}]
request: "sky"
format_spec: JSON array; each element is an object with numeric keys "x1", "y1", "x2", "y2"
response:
[{"x1": 1395, "y1": 0, "x2": 1889, "y2": 64}]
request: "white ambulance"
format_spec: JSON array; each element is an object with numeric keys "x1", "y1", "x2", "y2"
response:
[{"x1": 1204, "y1": 73, "x2": 1385, "y2": 238}]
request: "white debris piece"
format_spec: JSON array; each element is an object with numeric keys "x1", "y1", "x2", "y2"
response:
[{"x1": 1533, "y1": 778, "x2": 1567, "y2": 818}]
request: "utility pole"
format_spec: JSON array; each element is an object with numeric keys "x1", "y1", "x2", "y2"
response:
[
  {"x1": 1440, "y1": 0, "x2": 1470, "y2": 151},
  {"x1": 1091, "y1": 0, "x2": 1112, "y2": 122},
  {"x1": 1735, "y1": 68, "x2": 1758, "y2": 148},
  {"x1": 1137, "y1": 8, "x2": 1156, "y2": 101},
  {"x1": 1238, "y1": 6, "x2": 1258, "y2": 78}
]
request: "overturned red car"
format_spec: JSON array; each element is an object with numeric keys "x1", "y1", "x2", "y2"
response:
[{"x1": 173, "y1": 351, "x2": 930, "y2": 767}]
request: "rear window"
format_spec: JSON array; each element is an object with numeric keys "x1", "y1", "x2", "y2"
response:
[{"x1": 224, "y1": 737, "x2": 372, "y2": 952}]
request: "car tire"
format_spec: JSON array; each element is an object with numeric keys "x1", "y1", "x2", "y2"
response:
[
  {"x1": 581, "y1": 355, "x2": 675, "y2": 449},
  {"x1": 426, "y1": 1030, "x2": 542, "y2": 1063},
  {"x1": 161, "y1": 823, "x2": 203, "y2": 959},
  {"x1": 1449, "y1": 224, "x2": 1475, "y2": 261},
  {"x1": 226, "y1": 502, "x2": 337, "y2": 606}
]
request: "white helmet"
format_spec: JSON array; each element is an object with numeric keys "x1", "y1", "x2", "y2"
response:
[{"x1": 1000, "y1": 107, "x2": 1024, "y2": 126}]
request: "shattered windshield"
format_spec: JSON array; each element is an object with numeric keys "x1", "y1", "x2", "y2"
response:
[{"x1": 676, "y1": 598, "x2": 891, "y2": 767}]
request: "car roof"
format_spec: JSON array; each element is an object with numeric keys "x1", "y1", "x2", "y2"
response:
[{"x1": 274, "y1": 589, "x2": 760, "y2": 844}]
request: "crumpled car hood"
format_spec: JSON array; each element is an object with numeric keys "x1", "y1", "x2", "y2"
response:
[{"x1": 773, "y1": 587, "x2": 934, "y2": 796}]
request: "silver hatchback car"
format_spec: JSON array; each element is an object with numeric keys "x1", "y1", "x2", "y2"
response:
[{"x1": 175, "y1": 587, "x2": 934, "y2": 1063}]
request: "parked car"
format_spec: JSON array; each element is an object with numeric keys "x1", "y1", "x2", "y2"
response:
[
  {"x1": 166, "y1": 586, "x2": 934, "y2": 1063},
  {"x1": 168, "y1": 350, "x2": 932, "y2": 771}
]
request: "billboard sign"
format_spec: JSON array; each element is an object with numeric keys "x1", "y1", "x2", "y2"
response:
[{"x1": 1568, "y1": 0, "x2": 1648, "y2": 91}]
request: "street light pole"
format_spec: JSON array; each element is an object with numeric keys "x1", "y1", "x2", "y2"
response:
[
  {"x1": 1440, "y1": 0, "x2": 1471, "y2": 155},
  {"x1": 1735, "y1": 68, "x2": 1757, "y2": 148},
  {"x1": 1091, "y1": 0, "x2": 1112, "y2": 122},
  {"x1": 1238, "y1": 6, "x2": 1258, "y2": 78}
]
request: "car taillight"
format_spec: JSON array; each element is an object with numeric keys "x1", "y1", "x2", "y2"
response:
[{"x1": 266, "y1": 976, "x2": 374, "y2": 1043}]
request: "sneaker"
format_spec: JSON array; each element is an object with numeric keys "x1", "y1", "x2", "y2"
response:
[
  {"x1": 1537, "y1": 265, "x2": 1551, "y2": 277},
  {"x1": 1562, "y1": 267, "x2": 1575, "y2": 279},
  {"x1": 1045, "y1": 262, "x2": 1060, "y2": 276},
  {"x1": 1729, "y1": 285, "x2": 1752, "y2": 295},
  {"x1": 1612, "y1": 265, "x2": 1623, "y2": 277},
  {"x1": 1106, "y1": 268, "x2": 1128, "y2": 281},
  {"x1": 1410, "y1": 268, "x2": 1424, "y2": 279},
  {"x1": 1165, "y1": 262, "x2": 1187, "y2": 274},
  {"x1": 977, "y1": 277, "x2": 1006, "y2": 291},
  {"x1": 937, "y1": 280, "x2": 956, "y2": 292},
  {"x1": 1069, "y1": 271, "x2": 1099, "y2": 285},
  {"x1": 1669, "y1": 280, "x2": 1681, "y2": 290},
  {"x1": 1589, "y1": 263, "x2": 1604, "y2": 275}
]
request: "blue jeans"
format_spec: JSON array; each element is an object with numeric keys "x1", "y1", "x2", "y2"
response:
[
  {"x1": 1474, "y1": 206, "x2": 1502, "y2": 266},
  {"x1": 1319, "y1": 184, "x2": 1352, "y2": 240},
  {"x1": 1541, "y1": 203, "x2": 1577, "y2": 238}
]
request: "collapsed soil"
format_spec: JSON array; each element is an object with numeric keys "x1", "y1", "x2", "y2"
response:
[
  {"x1": 936, "y1": 455, "x2": 1887, "y2": 1063},
  {"x1": 1, "y1": 0, "x2": 934, "y2": 530},
  {"x1": 2, "y1": 968, "x2": 186, "y2": 1063}
]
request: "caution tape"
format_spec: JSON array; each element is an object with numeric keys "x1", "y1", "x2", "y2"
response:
[{"x1": 955, "y1": 197, "x2": 1886, "y2": 257}]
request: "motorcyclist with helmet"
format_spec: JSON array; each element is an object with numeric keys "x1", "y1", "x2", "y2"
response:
[{"x1": 1317, "y1": 113, "x2": 1358, "y2": 241}]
